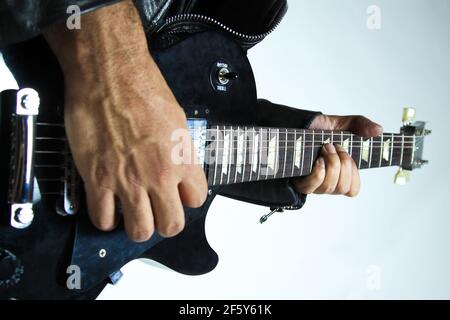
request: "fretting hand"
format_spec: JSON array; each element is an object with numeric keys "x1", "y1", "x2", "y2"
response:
[{"x1": 292, "y1": 114, "x2": 383, "y2": 196}]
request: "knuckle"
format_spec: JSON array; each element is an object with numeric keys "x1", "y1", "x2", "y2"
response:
[
  {"x1": 129, "y1": 228, "x2": 154, "y2": 242},
  {"x1": 158, "y1": 220, "x2": 185, "y2": 238},
  {"x1": 335, "y1": 183, "x2": 350, "y2": 195},
  {"x1": 347, "y1": 188, "x2": 360, "y2": 198},
  {"x1": 339, "y1": 156, "x2": 353, "y2": 168},
  {"x1": 318, "y1": 183, "x2": 334, "y2": 194},
  {"x1": 92, "y1": 218, "x2": 115, "y2": 232},
  {"x1": 326, "y1": 156, "x2": 341, "y2": 171}
]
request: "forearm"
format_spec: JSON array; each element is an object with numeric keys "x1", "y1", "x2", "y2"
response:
[{"x1": 43, "y1": 0, "x2": 160, "y2": 89}]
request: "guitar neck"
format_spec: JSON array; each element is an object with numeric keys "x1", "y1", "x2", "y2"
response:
[{"x1": 203, "y1": 125, "x2": 415, "y2": 187}]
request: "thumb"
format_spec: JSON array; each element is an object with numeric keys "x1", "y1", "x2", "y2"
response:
[{"x1": 326, "y1": 115, "x2": 383, "y2": 138}]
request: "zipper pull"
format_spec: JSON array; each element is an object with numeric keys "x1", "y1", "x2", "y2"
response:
[{"x1": 259, "y1": 207, "x2": 284, "y2": 224}]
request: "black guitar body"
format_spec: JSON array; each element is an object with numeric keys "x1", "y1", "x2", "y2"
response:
[{"x1": 0, "y1": 31, "x2": 259, "y2": 299}]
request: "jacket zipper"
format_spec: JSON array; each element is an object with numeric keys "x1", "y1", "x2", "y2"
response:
[{"x1": 156, "y1": 11, "x2": 286, "y2": 45}]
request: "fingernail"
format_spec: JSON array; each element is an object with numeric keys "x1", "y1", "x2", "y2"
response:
[
  {"x1": 323, "y1": 143, "x2": 336, "y2": 154},
  {"x1": 335, "y1": 144, "x2": 346, "y2": 153},
  {"x1": 317, "y1": 157, "x2": 325, "y2": 168}
]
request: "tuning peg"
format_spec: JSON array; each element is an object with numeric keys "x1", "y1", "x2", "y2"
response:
[
  {"x1": 394, "y1": 168, "x2": 411, "y2": 185},
  {"x1": 402, "y1": 107, "x2": 416, "y2": 125}
]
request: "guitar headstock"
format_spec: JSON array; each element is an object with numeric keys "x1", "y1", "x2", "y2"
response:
[{"x1": 394, "y1": 108, "x2": 430, "y2": 185}]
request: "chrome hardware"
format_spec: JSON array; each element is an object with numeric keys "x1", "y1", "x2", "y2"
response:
[
  {"x1": 99, "y1": 249, "x2": 107, "y2": 258},
  {"x1": 9, "y1": 88, "x2": 40, "y2": 229},
  {"x1": 260, "y1": 207, "x2": 284, "y2": 224},
  {"x1": 394, "y1": 168, "x2": 411, "y2": 185},
  {"x1": 16, "y1": 88, "x2": 39, "y2": 116},
  {"x1": 413, "y1": 159, "x2": 429, "y2": 168},
  {"x1": 10, "y1": 204, "x2": 34, "y2": 229},
  {"x1": 217, "y1": 67, "x2": 238, "y2": 85},
  {"x1": 56, "y1": 151, "x2": 80, "y2": 216},
  {"x1": 402, "y1": 107, "x2": 416, "y2": 125}
]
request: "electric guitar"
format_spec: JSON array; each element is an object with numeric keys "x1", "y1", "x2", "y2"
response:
[{"x1": 0, "y1": 30, "x2": 429, "y2": 299}]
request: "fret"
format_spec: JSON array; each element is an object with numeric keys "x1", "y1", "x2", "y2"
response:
[
  {"x1": 300, "y1": 130, "x2": 306, "y2": 176},
  {"x1": 391, "y1": 134, "x2": 403, "y2": 166},
  {"x1": 290, "y1": 130, "x2": 296, "y2": 178},
  {"x1": 250, "y1": 128, "x2": 257, "y2": 180},
  {"x1": 310, "y1": 130, "x2": 315, "y2": 173},
  {"x1": 389, "y1": 133, "x2": 394, "y2": 166},
  {"x1": 256, "y1": 128, "x2": 263, "y2": 181},
  {"x1": 349, "y1": 133, "x2": 353, "y2": 157},
  {"x1": 401, "y1": 134, "x2": 414, "y2": 168},
  {"x1": 353, "y1": 137, "x2": 363, "y2": 169},
  {"x1": 227, "y1": 127, "x2": 234, "y2": 184},
  {"x1": 342, "y1": 135, "x2": 350, "y2": 153},
  {"x1": 234, "y1": 127, "x2": 242, "y2": 183},
  {"x1": 242, "y1": 127, "x2": 251, "y2": 183},
  {"x1": 369, "y1": 136, "x2": 382, "y2": 169},
  {"x1": 213, "y1": 126, "x2": 220, "y2": 185},
  {"x1": 322, "y1": 130, "x2": 332, "y2": 145},
  {"x1": 378, "y1": 133, "x2": 383, "y2": 167},
  {"x1": 266, "y1": 128, "x2": 276, "y2": 179},
  {"x1": 302, "y1": 131, "x2": 313, "y2": 175},
  {"x1": 331, "y1": 131, "x2": 334, "y2": 144},
  {"x1": 282, "y1": 129, "x2": 288, "y2": 178},
  {"x1": 263, "y1": 128, "x2": 269, "y2": 178},
  {"x1": 368, "y1": 137, "x2": 373, "y2": 168},
  {"x1": 399, "y1": 134, "x2": 404, "y2": 167},
  {"x1": 220, "y1": 126, "x2": 229, "y2": 185}
]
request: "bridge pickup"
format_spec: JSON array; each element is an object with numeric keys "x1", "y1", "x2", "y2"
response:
[{"x1": 8, "y1": 88, "x2": 40, "y2": 229}]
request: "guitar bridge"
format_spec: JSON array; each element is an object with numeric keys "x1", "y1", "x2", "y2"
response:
[{"x1": 7, "y1": 88, "x2": 40, "y2": 229}]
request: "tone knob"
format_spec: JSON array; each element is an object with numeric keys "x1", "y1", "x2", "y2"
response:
[{"x1": 0, "y1": 248, "x2": 24, "y2": 289}]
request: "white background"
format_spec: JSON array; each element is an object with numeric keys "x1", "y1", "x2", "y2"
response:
[{"x1": 1, "y1": 0, "x2": 449, "y2": 299}]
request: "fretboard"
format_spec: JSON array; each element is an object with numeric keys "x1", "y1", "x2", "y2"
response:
[{"x1": 202, "y1": 126, "x2": 415, "y2": 187}]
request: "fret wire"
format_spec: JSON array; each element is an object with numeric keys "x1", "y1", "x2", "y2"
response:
[
  {"x1": 358, "y1": 137, "x2": 363, "y2": 168},
  {"x1": 227, "y1": 127, "x2": 232, "y2": 185},
  {"x1": 242, "y1": 127, "x2": 247, "y2": 183},
  {"x1": 213, "y1": 126, "x2": 219, "y2": 186},
  {"x1": 349, "y1": 133, "x2": 353, "y2": 157},
  {"x1": 400, "y1": 134, "x2": 404, "y2": 166},
  {"x1": 283, "y1": 129, "x2": 288, "y2": 178},
  {"x1": 368, "y1": 137, "x2": 373, "y2": 168},
  {"x1": 257, "y1": 128, "x2": 263, "y2": 181},
  {"x1": 234, "y1": 127, "x2": 239, "y2": 183},
  {"x1": 378, "y1": 134, "x2": 383, "y2": 167},
  {"x1": 310, "y1": 130, "x2": 315, "y2": 172}
]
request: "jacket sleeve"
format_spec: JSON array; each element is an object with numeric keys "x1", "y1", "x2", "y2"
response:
[
  {"x1": 217, "y1": 99, "x2": 321, "y2": 209},
  {"x1": 0, "y1": 0, "x2": 125, "y2": 48}
]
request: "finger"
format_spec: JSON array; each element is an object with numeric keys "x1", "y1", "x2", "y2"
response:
[
  {"x1": 333, "y1": 144, "x2": 353, "y2": 195},
  {"x1": 179, "y1": 165, "x2": 208, "y2": 208},
  {"x1": 315, "y1": 144, "x2": 341, "y2": 194},
  {"x1": 119, "y1": 184, "x2": 154, "y2": 242},
  {"x1": 150, "y1": 185, "x2": 185, "y2": 238},
  {"x1": 85, "y1": 183, "x2": 116, "y2": 231},
  {"x1": 330, "y1": 115, "x2": 383, "y2": 138},
  {"x1": 346, "y1": 158, "x2": 360, "y2": 197},
  {"x1": 292, "y1": 157, "x2": 326, "y2": 194}
]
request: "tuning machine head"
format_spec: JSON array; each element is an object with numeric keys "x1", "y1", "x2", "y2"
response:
[
  {"x1": 402, "y1": 107, "x2": 416, "y2": 125},
  {"x1": 394, "y1": 168, "x2": 411, "y2": 185},
  {"x1": 394, "y1": 107, "x2": 430, "y2": 185}
]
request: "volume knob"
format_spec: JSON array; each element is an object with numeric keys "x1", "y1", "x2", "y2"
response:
[{"x1": 0, "y1": 248, "x2": 24, "y2": 289}]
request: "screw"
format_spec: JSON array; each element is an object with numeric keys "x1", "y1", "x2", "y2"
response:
[{"x1": 99, "y1": 249, "x2": 107, "y2": 258}]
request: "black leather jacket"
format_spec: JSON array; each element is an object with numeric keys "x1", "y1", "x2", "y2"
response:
[{"x1": 0, "y1": 0, "x2": 321, "y2": 211}]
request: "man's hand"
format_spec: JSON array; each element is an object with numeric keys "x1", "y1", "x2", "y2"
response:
[
  {"x1": 44, "y1": 1, "x2": 207, "y2": 242},
  {"x1": 292, "y1": 114, "x2": 383, "y2": 197}
]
